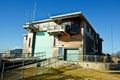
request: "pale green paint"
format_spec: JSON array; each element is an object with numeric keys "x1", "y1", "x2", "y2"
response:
[
  {"x1": 66, "y1": 49, "x2": 79, "y2": 61},
  {"x1": 34, "y1": 32, "x2": 52, "y2": 58}
]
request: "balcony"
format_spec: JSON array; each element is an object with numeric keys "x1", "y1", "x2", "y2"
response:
[
  {"x1": 23, "y1": 23, "x2": 38, "y2": 32},
  {"x1": 47, "y1": 25, "x2": 70, "y2": 38}
]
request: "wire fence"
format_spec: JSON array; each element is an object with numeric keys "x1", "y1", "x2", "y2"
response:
[
  {"x1": 0, "y1": 52, "x2": 62, "y2": 80},
  {"x1": 0, "y1": 52, "x2": 112, "y2": 80},
  {"x1": 65, "y1": 54, "x2": 111, "y2": 63}
]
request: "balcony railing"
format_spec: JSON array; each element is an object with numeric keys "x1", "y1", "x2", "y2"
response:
[
  {"x1": 23, "y1": 23, "x2": 38, "y2": 32},
  {"x1": 47, "y1": 25, "x2": 71, "y2": 38},
  {"x1": 47, "y1": 25, "x2": 65, "y2": 32}
]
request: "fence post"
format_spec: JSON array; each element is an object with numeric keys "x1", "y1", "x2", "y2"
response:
[
  {"x1": 21, "y1": 56, "x2": 25, "y2": 79},
  {"x1": 50, "y1": 58, "x2": 52, "y2": 73},
  {"x1": 13, "y1": 60, "x2": 14, "y2": 67},
  {"x1": 42, "y1": 61, "x2": 44, "y2": 74},
  {"x1": 55, "y1": 56, "x2": 57, "y2": 67},
  {"x1": 95, "y1": 55, "x2": 96, "y2": 62},
  {"x1": 36, "y1": 59, "x2": 38, "y2": 75},
  {"x1": 57, "y1": 56, "x2": 59, "y2": 66},
  {"x1": 1, "y1": 62, "x2": 4, "y2": 80}
]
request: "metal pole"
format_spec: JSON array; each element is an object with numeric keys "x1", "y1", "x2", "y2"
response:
[
  {"x1": 50, "y1": 58, "x2": 52, "y2": 73},
  {"x1": 36, "y1": 59, "x2": 37, "y2": 75},
  {"x1": 57, "y1": 56, "x2": 59, "y2": 66},
  {"x1": 22, "y1": 56, "x2": 25, "y2": 79},
  {"x1": 42, "y1": 61, "x2": 44, "y2": 74},
  {"x1": 55, "y1": 57, "x2": 56, "y2": 67},
  {"x1": 1, "y1": 62, "x2": 5, "y2": 80},
  {"x1": 32, "y1": 0, "x2": 37, "y2": 21}
]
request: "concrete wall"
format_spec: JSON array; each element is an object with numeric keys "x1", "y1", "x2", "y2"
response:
[
  {"x1": 78, "y1": 62, "x2": 119, "y2": 70},
  {"x1": 33, "y1": 21, "x2": 57, "y2": 31},
  {"x1": 22, "y1": 33, "x2": 33, "y2": 57}
]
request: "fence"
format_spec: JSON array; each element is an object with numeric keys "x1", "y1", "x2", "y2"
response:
[
  {"x1": 83, "y1": 55, "x2": 104, "y2": 62},
  {"x1": 0, "y1": 52, "x2": 62, "y2": 80},
  {"x1": 65, "y1": 54, "x2": 109, "y2": 62},
  {"x1": 0, "y1": 52, "x2": 112, "y2": 80}
]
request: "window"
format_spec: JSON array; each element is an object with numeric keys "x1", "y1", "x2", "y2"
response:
[
  {"x1": 28, "y1": 38, "x2": 31, "y2": 47},
  {"x1": 62, "y1": 21, "x2": 79, "y2": 35},
  {"x1": 25, "y1": 35, "x2": 28, "y2": 40},
  {"x1": 58, "y1": 47, "x2": 62, "y2": 54},
  {"x1": 86, "y1": 26, "x2": 89, "y2": 32},
  {"x1": 42, "y1": 23, "x2": 50, "y2": 28},
  {"x1": 62, "y1": 22, "x2": 71, "y2": 28},
  {"x1": 71, "y1": 22, "x2": 79, "y2": 33}
]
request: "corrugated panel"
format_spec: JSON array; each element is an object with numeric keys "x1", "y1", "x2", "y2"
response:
[{"x1": 34, "y1": 32, "x2": 52, "y2": 58}]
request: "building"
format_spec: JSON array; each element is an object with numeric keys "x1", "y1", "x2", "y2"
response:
[
  {"x1": 2, "y1": 49, "x2": 22, "y2": 58},
  {"x1": 23, "y1": 12, "x2": 103, "y2": 61},
  {"x1": 112, "y1": 57, "x2": 120, "y2": 63}
]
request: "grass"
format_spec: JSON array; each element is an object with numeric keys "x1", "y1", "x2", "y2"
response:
[{"x1": 1, "y1": 63, "x2": 120, "y2": 80}]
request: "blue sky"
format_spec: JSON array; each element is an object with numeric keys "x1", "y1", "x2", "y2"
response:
[{"x1": 0, "y1": 0, "x2": 120, "y2": 53}]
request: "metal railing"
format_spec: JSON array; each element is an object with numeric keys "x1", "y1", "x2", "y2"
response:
[
  {"x1": 0, "y1": 52, "x2": 63, "y2": 80},
  {"x1": 65, "y1": 53, "x2": 105, "y2": 62}
]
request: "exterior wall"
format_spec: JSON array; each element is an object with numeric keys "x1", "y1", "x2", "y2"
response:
[
  {"x1": 84, "y1": 22, "x2": 102, "y2": 55},
  {"x1": 2, "y1": 51, "x2": 10, "y2": 57},
  {"x1": 50, "y1": 20, "x2": 85, "y2": 61},
  {"x1": 33, "y1": 31, "x2": 53, "y2": 58},
  {"x1": 23, "y1": 12, "x2": 103, "y2": 60},
  {"x1": 22, "y1": 33, "x2": 34, "y2": 57},
  {"x1": 23, "y1": 21, "x2": 57, "y2": 57},
  {"x1": 33, "y1": 21, "x2": 57, "y2": 31},
  {"x1": 78, "y1": 62, "x2": 119, "y2": 70}
]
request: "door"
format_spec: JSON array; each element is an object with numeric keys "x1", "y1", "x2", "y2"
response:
[
  {"x1": 64, "y1": 49, "x2": 79, "y2": 61},
  {"x1": 34, "y1": 31, "x2": 52, "y2": 58}
]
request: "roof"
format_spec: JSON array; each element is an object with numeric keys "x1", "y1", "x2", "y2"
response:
[
  {"x1": 50, "y1": 12, "x2": 97, "y2": 34},
  {"x1": 50, "y1": 12, "x2": 82, "y2": 19},
  {"x1": 31, "y1": 19, "x2": 52, "y2": 24},
  {"x1": 24, "y1": 12, "x2": 99, "y2": 35}
]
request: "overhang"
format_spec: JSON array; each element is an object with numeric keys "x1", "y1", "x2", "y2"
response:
[{"x1": 50, "y1": 12, "x2": 96, "y2": 33}]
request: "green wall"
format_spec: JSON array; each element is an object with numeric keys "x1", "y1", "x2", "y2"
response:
[
  {"x1": 64, "y1": 49, "x2": 79, "y2": 61},
  {"x1": 33, "y1": 32, "x2": 52, "y2": 58}
]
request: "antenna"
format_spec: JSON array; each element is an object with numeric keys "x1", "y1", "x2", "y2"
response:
[
  {"x1": 24, "y1": 11, "x2": 28, "y2": 22},
  {"x1": 48, "y1": 13, "x2": 51, "y2": 18},
  {"x1": 111, "y1": 25, "x2": 113, "y2": 54},
  {"x1": 32, "y1": 0, "x2": 37, "y2": 21}
]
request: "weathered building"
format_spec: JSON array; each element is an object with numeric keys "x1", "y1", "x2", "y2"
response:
[
  {"x1": 2, "y1": 49, "x2": 22, "y2": 58},
  {"x1": 23, "y1": 12, "x2": 103, "y2": 61}
]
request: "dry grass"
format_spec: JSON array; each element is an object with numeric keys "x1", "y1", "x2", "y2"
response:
[
  {"x1": 25, "y1": 64, "x2": 120, "y2": 80},
  {"x1": 1, "y1": 64, "x2": 120, "y2": 80}
]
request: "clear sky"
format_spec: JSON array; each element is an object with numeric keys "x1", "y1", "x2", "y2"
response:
[{"x1": 0, "y1": 0, "x2": 120, "y2": 53}]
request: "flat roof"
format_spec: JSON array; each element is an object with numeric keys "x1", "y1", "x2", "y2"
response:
[
  {"x1": 50, "y1": 12, "x2": 82, "y2": 19},
  {"x1": 25, "y1": 12, "x2": 97, "y2": 34},
  {"x1": 31, "y1": 19, "x2": 52, "y2": 24}
]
